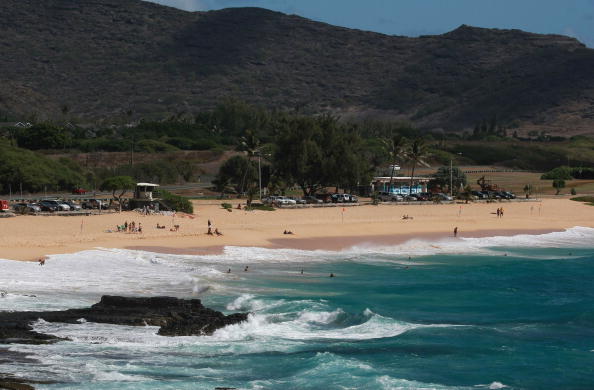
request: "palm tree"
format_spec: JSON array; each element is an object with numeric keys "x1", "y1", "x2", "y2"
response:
[
  {"x1": 408, "y1": 137, "x2": 430, "y2": 196},
  {"x1": 237, "y1": 129, "x2": 261, "y2": 198},
  {"x1": 382, "y1": 135, "x2": 407, "y2": 193}
]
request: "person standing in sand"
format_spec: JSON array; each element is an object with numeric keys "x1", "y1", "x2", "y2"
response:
[{"x1": 454, "y1": 227, "x2": 458, "y2": 237}]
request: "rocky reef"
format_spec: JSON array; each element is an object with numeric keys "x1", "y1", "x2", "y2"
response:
[{"x1": 0, "y1": 295, "x2": 249, "y2": 345}]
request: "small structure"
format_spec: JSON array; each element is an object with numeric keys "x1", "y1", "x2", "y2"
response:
[
  {"x1": 371, "y1": 176, "x2": 430, "y2": 195},
  {"x1": 134, "y1": 183, "x2": 159, "y2": 201}
]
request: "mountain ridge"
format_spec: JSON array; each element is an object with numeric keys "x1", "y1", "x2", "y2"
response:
[{"x1": 1, "y1": 0, "x2": 594, "y2": 136}]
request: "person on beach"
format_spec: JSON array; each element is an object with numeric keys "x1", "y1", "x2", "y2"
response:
[
  {"x1": 500, "y1": 208, "x2": 504, "y2": 217},
  {"x1": 496, "y1": 208, "x2": 500, "y2": 218},
  {"x1": 207, "y1": 220, "x2": 212, "y2": 235},
  {"x1": 138, "y1": 223, "x2": 142, "y2": 234},
  {"x1": 215, "y1": 228, "x2": 223, "y2": 236},
  {"x1": 38, "y1": 257, "x2": 45, "y2": 266},
  {"x1": 330, "y1": 273, "x2": 335, "y2": 278},
  {"x1": 227, "y1": 268, "x2": 231, "y2": 273},
  {"x1": 454, "y1": 227, "x2": 458, "y2": 237}
]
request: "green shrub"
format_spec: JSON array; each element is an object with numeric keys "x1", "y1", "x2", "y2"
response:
[
  {"x1": 541, "y1": 166, "x2": 572, "y2": 180},
  {"x1": 221, "y1": 203, "x2": 233, "y2": 209},
  {"x1": 571, "y1": 188, "x2": 577, "y2": 195},
  {"x1": 246, "y1": 204, "x2": 275, "y2": 211},
  {"x1": 157, "y1": 189, "x2": 193, "y2": 213},
  {"x1": 570, "y1": 196, "x2": 594, "y2": 205},
  {"x1": 135, "y1": 139, "x2": 179, "y2": 153}
]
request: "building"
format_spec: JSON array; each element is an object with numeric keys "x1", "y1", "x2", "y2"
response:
[
  {"x1": 134, "y1": 183, "x2": 159, "y2": 201},
  {"x1": 371, "y1": 176, "x2": 430, "y2": 195}
]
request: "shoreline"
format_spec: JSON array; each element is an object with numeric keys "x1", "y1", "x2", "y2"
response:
[
  {"x1": 125, "y1": 227, "x2": 563, "y2": 256},
  {"x1": 1, "y1": 198, "x2": 592, "y2": 262}
]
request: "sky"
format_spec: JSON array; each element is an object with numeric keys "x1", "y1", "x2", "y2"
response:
[{"x1": 146, "y1": 0, "x2": 594, "y2": 47}]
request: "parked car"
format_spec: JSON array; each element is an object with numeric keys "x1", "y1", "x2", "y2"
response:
[
  {"x1": 82, "y1": 199, "x2": 106, "y2": 209},
  {"x1": 288, "y1": 196, "x2": 306, "y2": 205},
  {"x1": 416, "y1": 192, "x2": 432, "y2": 201},
  {"x1": 433, "y1": 193, "x2": 453, "y2": 201},
  {"x1": 274, "y1": 196, "x2": 297, "y2": 206},
  {"x1": 482, "y1": 191, "x2": 501, "y2": 199},
  {"x1": 502, "y1": 191, "x2": 516, "y2": 199},
  {"x1": 471, "y1": 191, "x2": 487, "y2": 199},
  {"x1": 377, "y1": 192, "x2": 402, "y2": 202},
  {"x1": 72, "y1": 188, "x2": 87, "y2": 195},
  {"x1": 315, "y1": 194, "x2": 333, "y2": 203},
  {"x1": 403, "y1": 195, "x2": 418, "y2": 201},
  {"x1": 303, "y1": 196, "x2": 323, "y2": 204},
  {"x1": 63, "y1": 201, "x2": 82, "y2": 211},
  {"x1": 39, "y1": 200, "x2": 65, "y2": 211},
  {"x1": 0, "y1": 200, "x2": 9, "y2": 212},
  {"x1": 13, "y1": 203, "x2": 41, "y2": 213}
]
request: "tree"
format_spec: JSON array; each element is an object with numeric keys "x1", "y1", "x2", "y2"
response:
[
  {"x1": 100, "y1": 176, "x2": 135, "y2": 212},
  {"x1": 407, "y1": 137, "x2": 430, "y2": 195},
  {"x1": 16, "y1": 123, "x2": 72, "y2": 150},
  {"x1": 274, "y1": 115, "x2": 371, "y2": 196},
  {"x1": 552, "y1": 179, "x2": 565, "y2": 195},
  {"x1": 382, "y1": 134, "x2": 407, "y2": 192},
  {"x1": 430, "y1": 166, "x2": 467, "y2": 194},
  {"x1": 237, "y1": 129, "x2": 261, "y2": 195},
  {"x1": 523, "y1": 184, "x2": 533, "y2": 198},
  {"x1": 215, "y1": 155, "x2": 257, "y2": 195}
]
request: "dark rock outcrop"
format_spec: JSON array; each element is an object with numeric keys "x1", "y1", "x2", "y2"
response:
[{"x1": 0, "y1": 296, "x2": 249, "y2": 345}]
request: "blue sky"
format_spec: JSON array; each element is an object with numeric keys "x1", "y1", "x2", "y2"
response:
[{"x1": 147, "y1": 0, "x2": 594, "y2": 47}]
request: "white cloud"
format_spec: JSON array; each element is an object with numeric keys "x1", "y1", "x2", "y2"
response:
[{"x1": 145, "y1": 0, "x2": 210, "y2": 11}]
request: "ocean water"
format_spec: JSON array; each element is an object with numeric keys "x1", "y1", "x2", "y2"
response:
[{"x1": 1, "y1": 227, "x2": 594, "y2": 390}]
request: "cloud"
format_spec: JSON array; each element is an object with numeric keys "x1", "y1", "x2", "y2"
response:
[{"x1": 145, "y1": 0, "x2": 210, "y2": 11}]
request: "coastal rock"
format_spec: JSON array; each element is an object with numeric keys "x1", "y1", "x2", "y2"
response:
[{"x1": 0, "y1": 296, "x2": 249, "y2": 345}]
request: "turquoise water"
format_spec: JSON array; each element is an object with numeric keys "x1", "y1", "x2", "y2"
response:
[{"x1": 1, "y1": 231, "x2": 594, "y2": 389}]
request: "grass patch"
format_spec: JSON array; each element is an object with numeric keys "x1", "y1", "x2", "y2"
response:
[
  {"x1": 570, "y1": 196, "x2": 594, "y2": 205},
  {"x1": 246, "y1": 203, "x2": 275, "y2": 211}
]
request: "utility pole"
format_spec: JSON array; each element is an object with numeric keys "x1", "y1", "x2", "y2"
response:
[
  {"x1": 258, "y1": 154, "x2": 262, "y2": 200},
  {"x1": 450, "y1": 158, "x2": 453, "y2": 198}
]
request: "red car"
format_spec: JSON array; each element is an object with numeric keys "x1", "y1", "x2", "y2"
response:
[{"x1": 72, "y1": 188, "x2": 87, "y2": 195}]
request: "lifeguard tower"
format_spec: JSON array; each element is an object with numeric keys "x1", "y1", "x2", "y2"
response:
[
  {"x1": 129, "y1": 182, "x2": 168, "y2": 211},
  {"x1": 134, "y1": 183, "x2": 159, "y2": 201}
]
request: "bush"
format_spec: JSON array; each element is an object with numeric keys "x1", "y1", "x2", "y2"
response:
[
  {"x1": 571, "y1": 196, "x2": 594, "y2": 205},
  {"x1": 246, "y1": 204, "x2": 275, "y2": 211},
  {"x1": 157, "y1": 190, "x2": 193, "y2": 213},
  {"x1": 571, "y1": 188, "x2": 577, "y2": 195},
  {"x1": 541, "y1": 166, "x2": 572, "y2": 180},
  {"x1": 221, "y1": 203, "x2": 232, "y2": 209},
  {"x1": 135, "y1": 139, "x2": 179, "y2": 153}
]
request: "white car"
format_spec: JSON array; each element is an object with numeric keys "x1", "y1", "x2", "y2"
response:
[{"x1": 274, "y1": 196, "x2": 297, "y2": 205}]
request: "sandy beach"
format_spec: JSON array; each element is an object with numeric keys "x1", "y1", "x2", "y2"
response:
[{"x1": 1, "y1": 198, "x2": 592, "y2": 262}]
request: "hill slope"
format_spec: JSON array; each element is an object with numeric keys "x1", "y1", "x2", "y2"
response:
[{"x1": 1, "y1": 0, "x2": 594, "y2": 135}]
